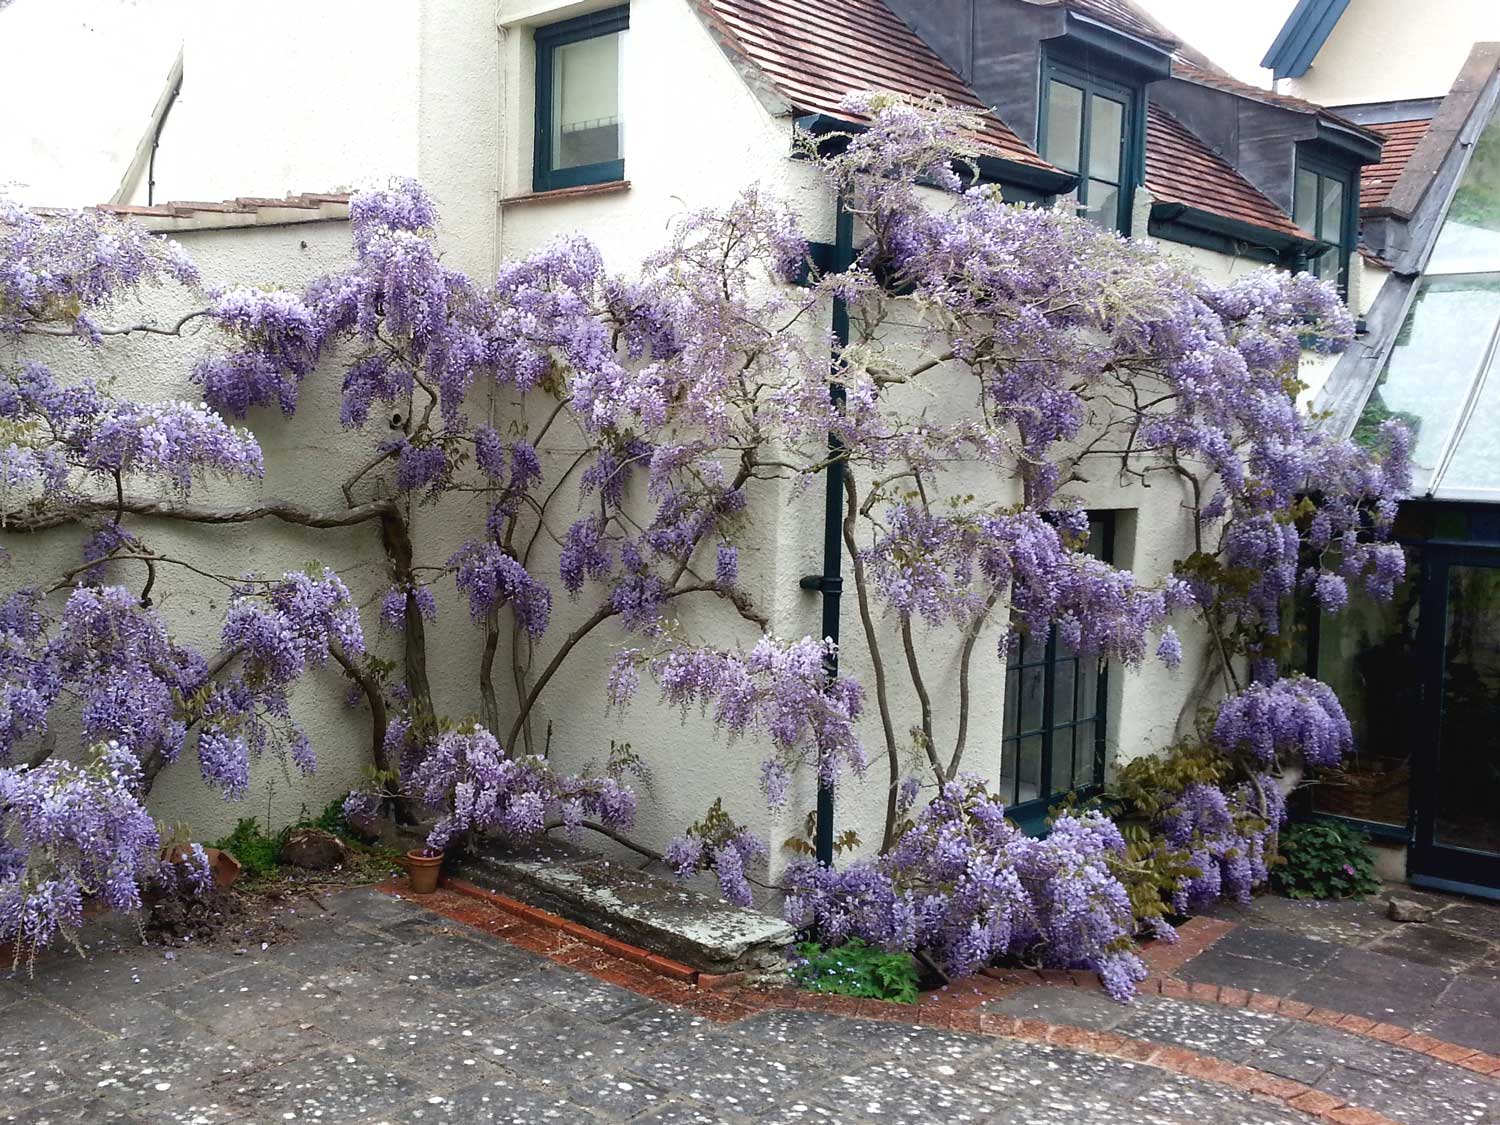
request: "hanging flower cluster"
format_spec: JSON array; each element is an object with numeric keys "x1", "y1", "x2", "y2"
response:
[
  {"x1": 1157, "y1": 777, "x2": 1286, "y2": 912},
  {"x1": 0, "y1": 199, "x2": 199, "y2": 342},
  {"x1": 0, "y1": 743, "x2": 163, "y2": 963},
  {"x1": 782, "y1": 778, "x2": 1147, "y2": 999},
  {"x1": 195, "y1": 568, "x2": 366, "y2": 797},
  {"x1": 0, "y1": 360, "x2": 263, "y2": 506},
  {"x1": 370, "y1": 723, "x2": 637, "y2": 852},
  {"x1": 1211, "y1": 674, "x2": 1353, "y2": 768},
  {"x1": 661, "y1": 798, "x2": 768, "y2": 907},
  {"x1": 613, "y1": 636, "x2": 867, "y2": 806}
]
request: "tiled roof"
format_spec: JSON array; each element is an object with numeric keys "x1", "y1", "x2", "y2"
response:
[
  {"x1": 1063, "y1": 0, "x2": 1175, "y2": 45},
  {"x1": 1145, "y1": 104, "x2": 1310, "y2": 240},
  {"x1": 696, "y1": 0, "x2": 1056, "y2": 170},
  {"x1": 1360, "y1": 118, "x2": 1432, "y2": 211},
  {"x1": 1172, "y1": 61, "x2": 1380, "y2": 140}
]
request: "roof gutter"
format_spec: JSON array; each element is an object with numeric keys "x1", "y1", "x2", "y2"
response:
[
  {"x1": 795, "y1": 113, "x2": 1078, "y2": 198},
  {"x1": 1148, "y1": 201, "x2": 1324, "y2": 264}
]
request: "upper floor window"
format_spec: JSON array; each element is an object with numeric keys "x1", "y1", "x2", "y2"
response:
[
  {"x1": 1040, "y1": 59, "x2": 1138, "y2": 232},
  {"x1": 533, "y1": 6, "x2": 628, "y2": 193},
  {"x1": 1294, "y1": 153, "x2": 1357, "y2": 297}
]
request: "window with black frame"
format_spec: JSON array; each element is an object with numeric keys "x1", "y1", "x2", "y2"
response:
[
  {"x1": 1294, "y1": 152, "x2": 1357, "y2": 298},
  {"x1": 1000, "y1": 514, "x2": 1113, "y2": 823},
  {"x1": 1039, "y1": 59, "x2": 1138, "y2": 233},
  {"x1": 533, "y1": 6, "x2": 628, "y2": 193}
]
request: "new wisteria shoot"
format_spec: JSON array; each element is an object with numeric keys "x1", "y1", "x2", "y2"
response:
[{"x1": 0, "y1": 93, "x2": 1407, "y2": 993}]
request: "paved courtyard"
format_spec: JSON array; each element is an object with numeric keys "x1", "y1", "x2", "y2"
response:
[{"x1": 2, "y1": 885, "x2": 1500, "y2": 1124}]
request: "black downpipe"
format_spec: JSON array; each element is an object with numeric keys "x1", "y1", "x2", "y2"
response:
[{"x1": 804, "y1": 194, "x2": 854, "y2": 867}]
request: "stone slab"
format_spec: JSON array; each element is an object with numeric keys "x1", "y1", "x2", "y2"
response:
[{"x1": 454, "y1": 843, "x2": 794, "y2": 973}]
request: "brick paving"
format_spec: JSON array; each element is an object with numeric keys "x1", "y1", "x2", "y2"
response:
[{"x1": 2, "y1": 883, "x2": 1499, "y2": 1123}]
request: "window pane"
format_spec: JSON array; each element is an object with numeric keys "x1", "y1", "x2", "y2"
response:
[
  {"x1": 1002, "y1": 666, "x2": 1019, "y2": 740},
  {"x1": 1044, "y1": 80, "x2": 1084, "y2": 173},
  {"x1": 1015, "y1": 734, "x2": 1043, "y2": 805},
  {"x1": 1018, "y1": 662, "x2": 1045, "y2": 734},
  {"x1": 1050, "y1": 725, "x2": 1076, "y2": 793},
  {"x1": 1051, "y1": 656, "x2": 1077, "y2": 726},
  {"x1": 1354, "y1": 279, "x2": 1500, "y2": 492},
  {"x1": 1084, "y1": 180, "x2": 1119, "y2": 227},
  {"x1": 1295, "y1": 167, "x2": 1319, "y2": 234},
  {"x1": 1312, "y1": 547, "x2": 1419, "y2": 827},
  {"x1": 1436, "y1": 344, "x2": 1500, "y2": 494},
  {"x1": 552, "y1": 31, "x2": 623, "y2": 170},
  {"x1": 1430, "y1": 102, "x2": 1500, "y2": 274},
  {"x1": 1320, "y1": 176, "x2": 1344, "y2": 239},
  {"x1": 1089, "y1": 95, "x2": 1124, "y2": 184}
]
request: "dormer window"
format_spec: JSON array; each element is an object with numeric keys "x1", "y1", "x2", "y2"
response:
[
  {"x1": 1294, "y1": 151, "x2": 1357, "y2": 297},
  {"x1": 533, "y1": 6, "x2": 628, "y2": 193},
  {"x1": 1040, "y1": 58, "x2": 1140, "y2": 232}
]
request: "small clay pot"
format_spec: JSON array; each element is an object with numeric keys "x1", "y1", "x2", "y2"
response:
[{"x1": 405, "y1": 848, "x2": 444, "y2": 895}]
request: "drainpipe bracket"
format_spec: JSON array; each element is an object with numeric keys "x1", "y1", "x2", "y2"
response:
[{"x1": 799, "y1": 574, "x2": 843, "y2": 594}]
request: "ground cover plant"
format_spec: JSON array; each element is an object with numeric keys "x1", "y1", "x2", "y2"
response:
[
  {"x1": 0, "y1": 95, "x2": 1407, "y2": 995},
  {"x1": 1273, "y1": 818, "x2": 1381, "y2": 900}
]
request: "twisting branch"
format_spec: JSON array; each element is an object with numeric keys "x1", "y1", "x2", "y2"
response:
[
  {"x1": 842, "y1": 469, "x2": 903, "y2": 851},
  {"x1": 900, "y1": 617, "x2": 943, "y2": 788},
  {"x1": 19, "y1": 308, "x2": 209, "y2": 339},
  {"x1": 5, "y1": 496, "x2": 397, "y2": 533}
]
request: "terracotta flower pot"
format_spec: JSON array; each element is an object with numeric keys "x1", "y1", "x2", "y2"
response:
[{"x1": 406, "y1": 848, "x2": 444, "y2": 895}]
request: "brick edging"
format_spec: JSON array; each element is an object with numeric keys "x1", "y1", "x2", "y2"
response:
[
  {"x1": 382, "y1": 881, "x2": 1398, "y2": 1125},
  {"x1": 441, "y1": 877, "x2": 701, "y2": 983}
]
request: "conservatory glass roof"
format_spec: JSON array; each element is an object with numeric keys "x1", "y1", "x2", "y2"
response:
[{"x1": 1357, "y1": 99, "x2": 1500, "y2": 500}]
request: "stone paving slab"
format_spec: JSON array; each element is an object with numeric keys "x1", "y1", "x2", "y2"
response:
[{"x1": 16, "y1": 885, "x2": 1500, "y2": 1123}]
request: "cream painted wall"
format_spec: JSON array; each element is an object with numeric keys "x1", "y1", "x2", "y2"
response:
[
  {"x1": 0, "y1": 219, "x2": 397, "y2": 840},
  {"x1": 1284, "y1": 0, "x2": 1500, "y2": 106},
  {"x1": 8, "y1": 0, "x2": 1345, "y2": 878}
]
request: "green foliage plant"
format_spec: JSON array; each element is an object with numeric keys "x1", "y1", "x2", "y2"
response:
[
  {"x1": 1273, "y1": 819, "x2": 1379, "y2": 900},
  {"x1": 789, "y1": 939, "x2": 920, "y2": 1004}
]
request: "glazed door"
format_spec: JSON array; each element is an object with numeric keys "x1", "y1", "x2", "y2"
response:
[{"x1": 1412, "y1": 548, "x2": 1500, "y2": 895}]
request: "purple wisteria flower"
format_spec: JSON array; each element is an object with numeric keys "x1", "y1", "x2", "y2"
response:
[{"x1": 0, "y1": 742, "x2": 162, "y2": 963}]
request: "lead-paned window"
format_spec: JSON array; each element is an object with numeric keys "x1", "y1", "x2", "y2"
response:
[{"x1": 1000, "y1": 514, "x2": 1113, "y2": 820}]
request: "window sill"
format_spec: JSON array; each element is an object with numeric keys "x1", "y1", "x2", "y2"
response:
[{"x1": 501, "y1": 180, "x2": 630, "y2": 207}]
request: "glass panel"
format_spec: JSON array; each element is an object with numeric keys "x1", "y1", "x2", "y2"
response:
[
  {"x1": 1084, "y1": 180, "x2": 1119, "y2": 228},
  {"x1": 1319, "y1": 177, "x2": 1345, "y2": 284},
  {"x1": 1295, "y1": 167, "x2": 1319, "y2": 234},
  {"x1": 1437, "y1": 355, "x2": 1500, "y2": 494},
  {"x1": 1429, "y1": 103, "x2": 1500, "y2": 274},
  {"x1": 1051, "y1": 657, "x2": 1078, "y2": 727},
  {"x1": 1089, "y1": 95, "x2": 1124, "y2": 184},
  {"x1": 1312, "y1": 546, "x2": 1420, "y2": 827},
  {"x1": 1436, "y1": 564, "x2": 1500, "y2": 853},
  {"x1": 552, "y1": 31, "x2": 623, "y2": 171},
  {"x1": 1018, "y1": 662, "x2": 1045, "y2": 734},
  {"x1": 1051, "y1": 724, "x2": 1076, "y2": 793},
  {"x1": 1074, "y1": 719, "x2": 1097, "y2": 784},
  {"x1": 1015, "y1": 734, "x2": 1044, "y2": 805},
  {"x1": 1044, "y1": 80, "x2": 1084, "y2": 174},
  {"x1": 1002, "y1": 666, "x2": 1019, "y2": 740},
  {"x1": 1352, "y1": 279, "x2": 1500, "y2": 492},
  {"x1": 1320, "y1": 176, "x2": 1344, "y2": 244},
  {"x1": 1078, "y1": 655, "x2": 1100, "y2": 722}
]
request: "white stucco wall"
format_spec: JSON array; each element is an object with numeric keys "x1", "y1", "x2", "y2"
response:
[
  {"x1": 8, "y1": 0, "x2": 1353, "y2": 879},
  {"x1": 1284, "y1": 0, "x2": 1500, "y2": 107},
  {"x1": 0, "y1": 218, "x2": 396, "y2": 841}
]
